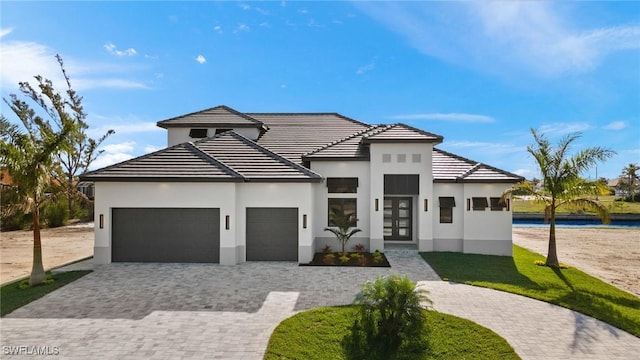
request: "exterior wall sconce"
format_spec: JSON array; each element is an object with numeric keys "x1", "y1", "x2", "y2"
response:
[
  {"x1": 424, "y1": 199, "x2": 428, "y2": 212},
  {"x1": 467, "y1": 198, "x2": 471, "y2": 211},
  {"x1": 375, "y1": 198, "x2": 379, "y2": 211},
  {"x1": 225, "y1": 215, "x2": 230, "y2": 230},
  {"x1": 303, "y1": 214, "x2": 307, "y2": 229},
  {"x1": 99, "y1": 214, "x2": 104, "y2": 229},
  {"x1": 506, "y1": 198, "x2": 510, "y2": 211}
]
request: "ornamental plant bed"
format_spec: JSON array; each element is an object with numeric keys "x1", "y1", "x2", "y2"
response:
[{"x1": 303, "y1": 251, "x2": 391, "y2": 267}]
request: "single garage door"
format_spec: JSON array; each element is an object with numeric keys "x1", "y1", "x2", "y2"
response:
[
  {"x1": 246, "y1": 208, "x2": 298, "y2": 261},
  {"x1": 112, "y1": 208, "x2": 220, "y2": 263}
]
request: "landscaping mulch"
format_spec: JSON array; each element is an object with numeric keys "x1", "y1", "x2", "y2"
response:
[{"x1": 302, "y1": 252, "x2": 390, "y2": 267}]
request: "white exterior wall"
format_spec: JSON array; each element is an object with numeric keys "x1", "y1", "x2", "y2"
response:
[
  {"x1": 433, "y1": 183, "x2": 464, "y2": 252},
  {"x1": 368, "y1": 143, "x2": 434, "y2": 252},
  {"x1": 93, "y1": 182, "x2": 237, "y2": 264},
  {"x1": 462, "y1": 183, "x2": 513, "y2": 256},
  {"x1": 235, "y1": 182, "x2": 314, "y2": 263},
  {"x1": 309, "y1": 161, "x2": 370, "y2": 252},
  {"x1": 167, "y1": 127, "x2": 260, "y2": 146}
]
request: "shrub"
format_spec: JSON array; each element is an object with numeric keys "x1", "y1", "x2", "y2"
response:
[
  {"x1": 372, "y1": 250, "x2": 384, "y2": 264},
  {"x1": 323, "y1": 253, "x2": 335, "y2": 265},
  {"x1": 353, "y1": 243, "x2": 365, "y2": 252},
  {"x1": 43, "y1": 200, "x2": 69, "y2": 228},
  {"x1": 345, "y1": 274, "x2": 431, "y2": 359},
  {"x1": 339, "y1": 254, "x2": 350, "y2": 263},
  {"x1": 322, "y1": 244, "x2": 333, "y2": 254}
]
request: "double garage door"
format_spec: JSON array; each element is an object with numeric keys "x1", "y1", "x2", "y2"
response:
[{"x1": 111, "y1": 207, "x2": 298, "y2": 263}]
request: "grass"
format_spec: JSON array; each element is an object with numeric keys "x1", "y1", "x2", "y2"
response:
[
  {"x1": 421, "y1": 246, "x2": 640, "y2": 337},
  {"x1": 1, "y1": 270, "x2": 91, "y2": 316},
  {"x1": 512, "y1": 195, "x2": 640, "y2": 214},
  {"x1": 264, "y1": 306, "x2": 519, "y2": 360}
]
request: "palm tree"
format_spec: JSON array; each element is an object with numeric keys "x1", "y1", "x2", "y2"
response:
[
  {"x1": 509, "y1": 129, "x2": 615, "y2": 267},
  {"x1": 324, "y1": 208, "x2": 362, "y2": 254},
  {"x1": 621, "y1": 163, "x2": 639, "y2": 201},
  {"x1": 1, "y1": 67, "x2": 78, "y2": 285}
]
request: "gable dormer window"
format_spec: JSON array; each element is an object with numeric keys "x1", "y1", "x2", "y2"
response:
[
  {"x1": 215, "y1": 128, "x2": 233, "y2": 135},
  {"x1": 189, "y1": 129, "x2": 208, "y2": 138}
]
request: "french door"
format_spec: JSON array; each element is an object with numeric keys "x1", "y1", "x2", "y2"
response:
[{"x1": 383, "y1": 197, "x2": 412, "y2": 241}]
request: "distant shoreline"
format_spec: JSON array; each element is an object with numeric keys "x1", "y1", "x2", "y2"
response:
[{"x1": 513, "y1": 213, "x2": 640, "y2": 221}]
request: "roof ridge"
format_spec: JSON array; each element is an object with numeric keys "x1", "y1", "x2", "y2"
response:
[
  {"x1": 367, "y1": 123, "x2": 444, "y2": 142},
  {"x1": 246, "y1": 112, "x2": 371, "y2": 127},
  {"x1": 434, "y1": 147, "x2": 524, "y2": 181},
  {"x1": 157, "y1": 105, "x2": 265, "y2": 127},
  {"x1": 227, "y1": 131, "x2": 322, "y2": 179},
  {"x1": 184, "y1": 142, "x2": 245, "y2": 179},
  {"x1": 303, "y1": 125, "x2": 381, "y2": 157}
]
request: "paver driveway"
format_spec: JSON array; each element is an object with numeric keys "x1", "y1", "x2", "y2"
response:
[{"x1": 0, "y1": 250, "x2": 436, "y2": 359}]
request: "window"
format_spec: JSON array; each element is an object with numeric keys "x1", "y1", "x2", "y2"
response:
[
  {"x1": 472, "y1": 197, "x2": 488, "y2": 211},
  {"x1": 397, "y1": 154, "x2": 406, "y2": 163},
  {"x1": 215, "y1": 128, "x2": 232, "y2": 135},
  {"x1": 439, "y1": 197, "x2": 455, "y2": 223},
  {"x1": 189, "y1": 128, "x2": 208, "y2": 138},
  {"x1": 384, "y1": 174, "x2": 419, "y2": 195},
  {"x1": 412, "y1": 154, "x2": 421, "y2": 163},
  {"x1": 382, "y1": 154, "x2": 391, "y2": 163},
  {"x1": 327, "y1": 178, "x2": 358, "y2": 193},
  {"x1": 490, "y1": 197, "x2": 507, "y2": 211},
  {"x1": 328, "y1": 198, "x2": 357, "y2": 227}
]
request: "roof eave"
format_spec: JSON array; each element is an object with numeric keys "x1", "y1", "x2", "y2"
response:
[
  {"x1": 302, "y1": 156, "x2": 370, "y2": 162},
  {"x1": 78, "y1": 176, "x2": 244, "y2": 183},
  {"x1": 362, "y1": 138, "x2": 443, "y2": 144},
  {"x1": 156, "y1": 122, "x2": 264, "y2": 129}
]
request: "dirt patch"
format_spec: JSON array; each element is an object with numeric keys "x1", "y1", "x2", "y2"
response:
[
  {"x1": 513, "y1": 226, "x2": 640, "y2": 297},
  {"x1": 0, "y1": 222, "x2": 94, "y2": 284}
]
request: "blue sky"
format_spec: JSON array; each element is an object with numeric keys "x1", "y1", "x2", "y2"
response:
[{"x1": 1, "y1": 1, "x2": 638, "y2": 179}]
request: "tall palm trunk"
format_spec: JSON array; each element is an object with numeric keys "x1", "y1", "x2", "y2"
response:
[
  {"x1": 29, "y1": 199, "x2": 46, "y2": 285},
  {"x1": 545, "y1": 204, "x2": 559, "y2": 267}
]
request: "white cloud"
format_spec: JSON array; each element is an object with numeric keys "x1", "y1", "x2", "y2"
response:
[
  {"x1": 239, "y1": 3, "x2": 250, "y2": 11},
  {"x1": 102, "y1": 141, "x2": 136, "y2": 154},
  {"x1": 91, "y1": 141, "x2": 137, "y2": 169},
  {"x1": 445, "y1": 141, "x2": 522, "y2": 154},
  {"x1": 356, "y1": 62, "x2": 375, "y2": 75},
  {"x1": 392, "y1": 113, "x2": 495, "y2": 123},
  {"x1": 355, "y1": 2, "x2": 640, "y2": 78},
  {"x1": 260, "y1": 22, "x2": 271, "y2": 28},
  {"x1": 87, "y1": 121, "x2": 162, "y2": 137},
  {"x1": 195, "y1": 55, "x2": 206, "y2": 64},
  {"x1": 255, "y1": 7, "x2": 269, "y2": 16},
  {"x1": 298, "y1": 9, "x2": 309, "y2": 14},
  {"x1": 0, "y1": 36, "x2": 148, "y2": 91},
  {"x1": 1, "y1": 27, "x2": 13, "y2": 38},
  {"x1": 144, "y1": 145, "x2": 163, "y2": 153},
  {"x1": 213, "y1": 25, "x2": 223, "y2": 34},
  {"x1": 513, "y1": 168, "x2": 534, "y2": 177},
  {"x1": 537, "y1": 122, "x2": 591, "y2": 136},
  {"x1": 104, "y1": 42, "x2": 137, "y2": 57},
  {"x1": 603, "y1": 121, "x2": 626, "y2": 130},
  {"x1": 234, "y1": 24, "x2": 250, "y2": 33}
]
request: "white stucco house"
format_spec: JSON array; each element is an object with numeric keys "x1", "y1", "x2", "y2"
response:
[{"x1": 81, "y1": 105, "x2": 523, "y2": 265}]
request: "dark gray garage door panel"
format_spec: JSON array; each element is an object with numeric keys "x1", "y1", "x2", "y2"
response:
[
  {"x1": 246, "y1": 208, "x2": 298, "y2": 261},
  {"x1": 112, "y1": 208, "x2": 220, "y2": 263}
]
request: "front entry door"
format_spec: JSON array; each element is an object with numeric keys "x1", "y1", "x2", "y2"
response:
[{"x1": 384, "y1": 197, "x2": 412, "y2": 241}]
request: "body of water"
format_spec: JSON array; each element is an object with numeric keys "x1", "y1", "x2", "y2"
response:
[{"x1": 513, "y1": 219, "x2": 640, "y2": 228}]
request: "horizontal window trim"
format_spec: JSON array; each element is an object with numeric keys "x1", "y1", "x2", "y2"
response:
[
  {"x1": 438, "y1": 196, "x2": 456, "y2": 208},
  {"x1": 327, "y1": 177, "x2": 359, "y2": 193},
  {"x1": 472, "y1": 197, "x2": 489, "y2": 211}
]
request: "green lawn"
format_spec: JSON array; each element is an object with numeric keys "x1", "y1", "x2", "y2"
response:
[
  {"x1": 1, "y1": 271, "x2": 92, "y2": 316},
  {"x1": 512, "y1": 196, "x2": 640, "y2": 214},
  {"x1": 264, "y1": 306, "x2": 519, "y2": 360},
  {"x1": 421, "y1": 246, "x2": 640, "y2": 337}
]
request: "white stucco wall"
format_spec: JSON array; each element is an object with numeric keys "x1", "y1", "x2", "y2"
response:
[
  {"x1": 93, "y1": 182, "x2": 237, "y2": 264},
  {"x1": 167, "y1": 127, "x2": 260, "y2": 146},
  {"x1": 235, "y1": 182, "x2": 314, "y2": 263},
  {"x1": 368, "y1": 143, "x2": 434, "y2": 252},
  {"x1": 432, "y1": 183, "x2": 464, "y2": 251},
  {"x1": 462, "y1": 183, "x2": 513, "y2": 256},
  {"x1": 309, "y1": 161, "x2": 370, "y2": 252}
]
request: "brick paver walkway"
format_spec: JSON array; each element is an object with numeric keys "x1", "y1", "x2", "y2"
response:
[{"x1": 1, "y1": 250, "x2": 638, "y2": 359}]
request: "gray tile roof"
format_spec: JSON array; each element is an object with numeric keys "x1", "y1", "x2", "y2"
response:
[
  {"x1": 432, "y1": 148, "x2": 523, "y2": 183},
  {"x1": 196, "y1": 132, "x2": 322, "y2": 182},
  {"x1": 81, "y1": 131, "x2": 321, "y2": 183},
  {"x1": 362, "y1": 123, "x2": 443, "y2": 144},
  {"x1": 83, "y1": 106, "x2": 521, "y2": 184},
  {"x1": 249, "y1": 113, "x2": 369, "y2": 164},
  {"x1": 80, "y1": 142, "x2": 243, "y2": 182},
  {"x1": 157, "y1": 105, "x2": 267, "y2": 131}
]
